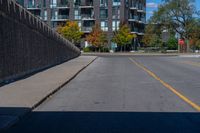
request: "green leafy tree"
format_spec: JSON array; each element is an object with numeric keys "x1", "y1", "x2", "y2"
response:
[
  {"x1": 187, "y1": 19, "x2": 200, "y2": 50},
  {"x1": 150, "y1": 34, "x2": 163, "y2": 48},
  {"x1": 150, "y1": 0, "x2": 199, "y2": 52},
  {"x1": 57, "y1": 21, "x2": 83, "y2": 46},
  {"x1": 86, "y1": 24, "x2": 107, "y2": 52},
  {"x1": 142, "y1": 23, "x2": 162, "y2": 47},
  {"x1": 167, "y1": 36, "x2": 178, "y2": 50},
  {"x1": 112, "y1": 23, "x2": 136, "y2": 52}
]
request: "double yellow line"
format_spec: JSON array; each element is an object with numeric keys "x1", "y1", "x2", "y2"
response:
[{"x1": 129, "y1": 57, "x2": 200, "y2": 112}]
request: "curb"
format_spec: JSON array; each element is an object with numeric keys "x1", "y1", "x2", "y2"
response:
[
  {"x1": 1, "y1": 56, "x2": 97, "y2": 131},
  {"x1": 81, "y1": 53, "x2": 180, "y2": 56}
]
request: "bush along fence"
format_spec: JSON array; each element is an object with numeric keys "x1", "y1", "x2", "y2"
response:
[{"x1": 0, "y1": 0, "x2": 80, "y2": 86}]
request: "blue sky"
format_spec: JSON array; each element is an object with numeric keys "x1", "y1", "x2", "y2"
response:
[{"x1": 146, "y1": 0, "x2": 200, "y2": 20}]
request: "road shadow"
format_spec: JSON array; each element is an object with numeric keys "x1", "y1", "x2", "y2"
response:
[{"x1": 1, "y1": 107, "x2": 200, "y2": 133}]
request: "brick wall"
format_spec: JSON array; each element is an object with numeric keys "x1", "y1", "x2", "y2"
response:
[{"x1": 0, "y1": 0, "x2": 80, "y2": 85}]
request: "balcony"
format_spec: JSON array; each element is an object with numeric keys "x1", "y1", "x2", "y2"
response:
[
  {"x1": 82, "y1": 15, "x2": 95, "y2": 20},
  {"x1": 137, "y1": 6, "x2": 145, "y2": 13},
  {"x1": 79, "y1": 0, "x2": 93, "y2": 8},
  {"x1": 51, "y1": 15, "x2": 69, "y2": 21},
  {"x1": 79, "y1": 5, "x2": 93, "y2": 8},
  {"x1": 131, "y1": 28, "x2": 139, "y2": 34},
  {"x1": 50, "y1": 3, "x2": 70, "y2": 9},
  {"x1": 130, "y1": 7, "x2": 137, "y2": 10},
  {"x1": 57, "y1": 4, "x2": 70, "y2": 9},
  {"x1": 75, "y1": 15, "x2": 81, "y2": 20},
  {"x1": 100, "y1": 15, "x2": 108, "y2": 19},
  {"x1": 27, "y1": 4, "x2": 41, "y2": 10},
  {"x1": 100, "y1": 3, "x2": 108, "y2": 7},
  {"x1": 129, "y1": 1, "x2": 139, "y2": 10},
  {"x1": 113, "y1": 0, "x2": 120, "y2": 7},
  {"x1": 128, "y1": 15, "x2": 138, "y2": 22},
  {"x1": 137, "y1": 29, "x2": 145, "y2": 35},
  {"x1": 82, "y1": 27, "x2": 93, "y2": 33},
  {"x1": 138, "y1": 18, "x2": 146, "y2": 24}
]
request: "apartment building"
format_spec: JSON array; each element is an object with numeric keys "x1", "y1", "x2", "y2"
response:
[{"x1": 16, "y1": 0, "x2": 146, "y2": 49}]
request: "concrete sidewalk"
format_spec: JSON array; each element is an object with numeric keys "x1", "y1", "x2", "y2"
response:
[{"x1": 0, "y1": 56, "x2": 97, "y2": 130}]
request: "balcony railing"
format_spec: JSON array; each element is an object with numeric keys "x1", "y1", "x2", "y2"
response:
[
  {"x1": 130, "y1": 3, "x2": 145, "y2": 11},
  {"x1": 50, "y1": 2, "x2": 70, "y2": 8},
  {"x1": 113, "y1": 2, "x2": 120, "y2": 6},
  {"x1": 137, "y1": 29, "x2": 145, "y2": 35},
  {"x1": 75, "y1": 16, "x2": 81, "y2": 20},
  {"x1": 137, "y1": 6, "x2": 145, "y2": 12},
  {"x1": 79, "y1": 1, "x2": 94, "y2": 7},
  {"x1": 51, "y1": 15, "x2": 69, "y2": 21},
  {"x1": 129, "y1": 2, "x2": 140, "y2": 9},
  {"x1": 129, "y1": 15, "x2": 138, "y2": 21},
  {"x1": 100, "y1": 3, "x2": 108, "y2": 7},
  {"x1": 27, "y1": 4, "x2": 41, "y2": 9},
  {"x1": 82, "y1": 27, "x2": 93, "y2": 32},
  {"x1": 100, "y1": 15, "x2": 108, "y2": 19},
  {"x1": 82, "y1": 14, "x2": 95, "y2": 20},
  {"x1": 138, "y1": 18, "x2": 146, "y2": 23},
  {"x1": 131, "y1": 28, "x2": 139, "y2": 33}
]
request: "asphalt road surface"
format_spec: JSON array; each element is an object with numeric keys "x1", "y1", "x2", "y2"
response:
[{"x1": 4, "y1": 56, "x2": 200, "y2": 133}]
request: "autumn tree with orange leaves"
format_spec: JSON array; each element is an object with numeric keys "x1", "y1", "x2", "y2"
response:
[{"x1": 86, "y1": 24, "x2": 107, "y2": 52}]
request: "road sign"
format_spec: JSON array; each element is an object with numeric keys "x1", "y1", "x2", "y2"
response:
[{"x1": 178, "y1": 39, "x2": 185, "y2": 45}]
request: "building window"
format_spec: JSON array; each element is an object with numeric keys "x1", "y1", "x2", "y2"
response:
[
  {"x1": 112, "y1": 7, "x2": 120, "y2": 19},
  {"x1": 17, "y1": 0, "x2": 24, "y2": 5},
  {"x1": 28, "y1": 0, "x2": 34, "y2": 7},
  {"x1": 100, "y1": 0, "x2": 108, "y2": 7},
  {"x1": 112, "y1": 20, "x2": 120, "y2": 31},
  {"x1": 51, "y1": 9, "x2": 58, "y2": 20},
  {"x1": 43, "y1": 0, "x2": 46, "y2": 7},
  {"x1": 44, "y1": 10, "x2": 47, "y2": 20},
  {"x1": 50, "y1": 0, "x2": 57, "y2": 7},
  {"x1": 74, "y1": 0, "x2": 81, "y2": 6},
  {"x1": 101, "y1": 21, "x2": 108, "y2": 31},
  {"x1": 100, "y1": 9, "x2": 108, "y2": 19},
  {"x1": 112, "y1": 0, "x2": 120, "y2": 6},
  {"x1": 74, "y1": 9, "x2": 81, "y2": 20},
  {"x1": 60, "y1": 0, "x2": 68, "y2": 6}
]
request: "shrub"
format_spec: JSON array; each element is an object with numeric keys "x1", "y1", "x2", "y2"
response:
[{"x1": 83, "y1": 47, "x2": 91, "y2": 52}]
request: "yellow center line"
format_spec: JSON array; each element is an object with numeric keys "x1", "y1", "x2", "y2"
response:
[{"x1": 129, "y1": 57, "x2": 200, "y2": 112}]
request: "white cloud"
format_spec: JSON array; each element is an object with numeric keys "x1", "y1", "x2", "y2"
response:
[{"x1": 146, "y1": 2, "x2": 158, "y2": 8}]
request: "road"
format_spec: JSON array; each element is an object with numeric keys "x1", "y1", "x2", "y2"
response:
[{"x1": 4, "y1": 56, "x2": 200, "y2": 133}]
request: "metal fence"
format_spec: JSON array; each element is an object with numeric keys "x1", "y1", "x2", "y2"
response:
[{"x1": 0, "y1": 0, "x2": 80, "y2": 85}]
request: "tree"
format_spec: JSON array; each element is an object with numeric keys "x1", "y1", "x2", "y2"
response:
[
  {"x1": 150, "y1": 0, "x2": 199, "y2": 52},
  {"x1": 142, "y1": 23, "x2": 162, "y2": 47},
  {"x1": 57, "y1": 21, "x2": 83, "y2": 46},
  {"x1": 167, "y1": 36, "x2": 178, "y2": 50},
  {"x1": 187, "y1": 18, "x2": 200, "y2": 51},
  {"x1": 86, "y1": 24, "x2": 107, "y2": 52},
  {"x1": 112, "y1": 23, "x2": 136, "y2": 52}
]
